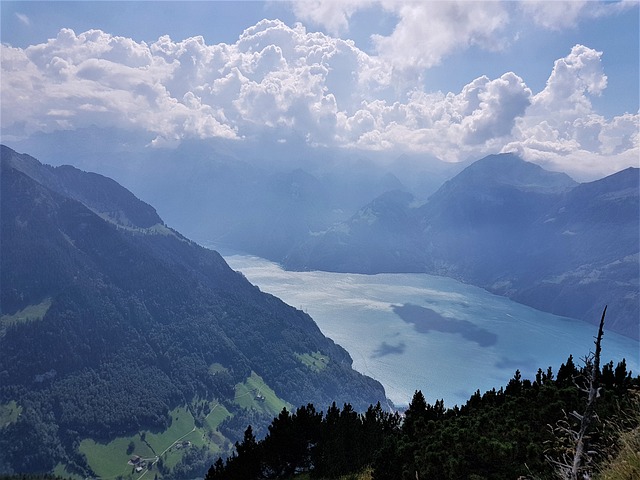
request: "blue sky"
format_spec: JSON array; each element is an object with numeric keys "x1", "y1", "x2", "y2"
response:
[{"x1": 1, "y1": 1, "x2": 639, "y2": 179}]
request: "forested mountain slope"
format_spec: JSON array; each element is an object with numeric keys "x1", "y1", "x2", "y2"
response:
[{"x1": 0, "y1": 145, "x2": 386, "y2": 477}]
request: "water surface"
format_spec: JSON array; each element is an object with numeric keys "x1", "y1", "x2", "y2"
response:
[{"x1": 225, "y1": 254, "x2": 640, "y2": 408}]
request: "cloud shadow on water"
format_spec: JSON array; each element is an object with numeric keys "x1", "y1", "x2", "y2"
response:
[
  {"x1": 372, "y1": 341, "x2": 406, "y2": 358},
  {"x1": 392, "y1": 303, "x2": 497, "y2": 347}
]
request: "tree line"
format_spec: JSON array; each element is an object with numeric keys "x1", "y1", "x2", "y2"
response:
[{"x1": 205, "y1": 356, "x2": 638, "y2": 480}]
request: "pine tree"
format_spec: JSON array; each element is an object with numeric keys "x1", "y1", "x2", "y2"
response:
[{"x1": 403, "y1": 390, "x2": 427, "y2": 439}]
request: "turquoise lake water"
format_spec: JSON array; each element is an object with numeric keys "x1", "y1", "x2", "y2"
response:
[{"x1": 224, "y1": 254, "x2": 640, "y2": 408}]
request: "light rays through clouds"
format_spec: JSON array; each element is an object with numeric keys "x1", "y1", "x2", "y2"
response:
[{"x1": 1, "y1": 1, "x2": 638, "y2": 180}]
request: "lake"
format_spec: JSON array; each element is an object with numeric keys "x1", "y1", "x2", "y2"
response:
[{"x1": 224, "y1": 254, "x2": 640, "y2": 408}]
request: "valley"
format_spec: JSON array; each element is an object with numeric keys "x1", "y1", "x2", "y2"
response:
[
  {"x1": 1, "y1": 4, "x2": 638, "y2": 477},
  {"x1": 1, "y1": 144, "x2": 637, "y2": 479},
  {"x1": 224, "y1": 253, "x2": 640, "y2": 407}
]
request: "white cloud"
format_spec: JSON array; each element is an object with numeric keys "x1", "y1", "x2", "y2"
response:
[
  {"x1": 331, "y1": 71, "x2": 532, "y2": 161},
  {"x1": 2, "y1": 28, "x2": 238, "y2": 143},
  {"x1": 535, "y1": 44, "x2": 608, "y2": 111},
  {"x1": 290, "y1": 1, "x2": 510, "y2": 71},
  {"x1": 15, "y1": 12, "x2": 30, "y2": 26},
  {"x1": 459, "y1": 72, "x2": 532, "y2": 145},
  {"x1": 1, "y1": 20, "x2": 637, "y2": 180},
  {"x1": 1, "y1": 20, "x2": 392, "y2": 146},
  {"x1": 519, "y1": 0, "x2": 637, "y2": 31},
  {"x1": 290, "y1": 0, "x2": 372, "y2": 35},
  {"x1": 502, "y1": 44, "x2": 638, "y2": 180},
  {"x1": 372, "y1": 1, "x2": 509, "y2": 71},
  {"x1": 519, "y1": 1, "x2": 588, "y2": 30}
]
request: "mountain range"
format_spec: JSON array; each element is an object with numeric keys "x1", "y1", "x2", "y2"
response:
[
  {"x1": 284, "y1": 154, "x2": 639, "y2": 339},
  {"x1": 0, "y1": 145, "x2": 386, "y2": 477},
  {"x1": 6, "y1": 137, "x2": 637, "y2": 339},
  {"x1": 8, "y1": 128, "x2": 468, "y2": 261},
  {"x1": 1, "y1": 138, "x2": 638, "y2": 479}
]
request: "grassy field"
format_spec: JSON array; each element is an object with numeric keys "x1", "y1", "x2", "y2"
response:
[
  {"x1": 295, "y1": 351, "x2": 330, "y2": 372},
  {"x1": 53, "y1": 462, "x2": 85, "y2": 480},
  {"x1": 75, "y1": 373, "x2": 286, "y2": 479},
  {"x1": 234, "y1": 372, "x2": 291, "y2": 417},
  {"x1": 144, "y1": 406, "x2": 195, "y2": 455},
  {"x1": 208, "y1": 363, "x2": 228, "y2": 374},
  {"x1": 79, "y1": 401, "x2": 234, "y2": 479},
  {"x1": 79, "y1": 435, "x2": 155, "y2": 479},
  {"x1": 294, "y1": 468, "x2": 373, "y2": 480},
  {"x1": 204, "y1": 402, "x2": 232, "y2": 431},
  {"x1": 79, "y1": 406, "x2": 195, "y2": 479},
  {"x1": 0, "y1": 298, "x2": 51, "y2": 336},
  {"x1": 0, "y1": 400, "x2": 22, "y2": 428}
]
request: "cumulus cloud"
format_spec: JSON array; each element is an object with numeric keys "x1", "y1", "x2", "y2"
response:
[
  {"x1": 371, "y1": 1, "x2": 509, "y2": 71},
  {"x1": 1, "y1": 19, "x2": 637, "y2": 179},
  {"x1": 292, "y1": 0, "x2": 510, "y2": 71},
  {"x1": 332, "y1": 72, "x2": 532, "y2": 161},
  {"x1": 503, "y1": 45, "x2": 638, "y2": 180},
  {"x1": 1, "y1": 28, "x2": 237, "y2": 144},
  {"x1": 1, "y1": 20, "x2": 393, "y2": 147},
  {"x1": 532, "y1": 44, "x2": 608, "y2": 115}
]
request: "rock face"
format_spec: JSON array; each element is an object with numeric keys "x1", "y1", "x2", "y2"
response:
[
  {"x1": 0, "y1": 145, "x2": 386, "y2": 474},
  {"x1": 285, "y1": 153, "x2": 639, "y2": 339}
]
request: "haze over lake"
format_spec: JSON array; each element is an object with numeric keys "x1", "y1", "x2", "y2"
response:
[{"x1": 224, "y1": 253, "x2": 640, "y2": 408}]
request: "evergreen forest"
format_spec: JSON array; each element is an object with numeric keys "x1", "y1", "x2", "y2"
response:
[{"x1": 206, "y1": 355, "x2": 639, "y2": 480}]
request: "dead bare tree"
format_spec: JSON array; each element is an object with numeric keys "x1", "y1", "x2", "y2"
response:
[{"x1": 547, "y1": 306, "x2": 607, "y2": 480}]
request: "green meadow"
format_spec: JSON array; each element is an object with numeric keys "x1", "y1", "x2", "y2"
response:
[
  {"x1": 0, "y1": 400, "x2": 21, "y2": 428},
  {"x1": 79, "y1": 405, "x2": 217, "y2": 479},
  {"x1": 75, "y1": 372, "x2": 290, "y2": 479},
  {"x1": 233, "y1": 371, "x2": 291, "y2": 416},
  {"x1": 0, "y1": 298, "x2": 51, "y2": 336},
  {"x1": 295, "y1": 351, "x2": 330, "y2": 372}
]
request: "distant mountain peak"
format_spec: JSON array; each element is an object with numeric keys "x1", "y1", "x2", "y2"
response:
[
  {"x1": 440, "y1": 152, "x2": 577, "y2": 194},
  {"x1": 284, "y1": 153, "x2": 638, "y2": 339}
]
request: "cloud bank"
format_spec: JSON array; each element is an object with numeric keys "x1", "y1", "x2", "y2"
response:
[{"x1": 1, "y1": 14, "x2": 637, "y2": 179}]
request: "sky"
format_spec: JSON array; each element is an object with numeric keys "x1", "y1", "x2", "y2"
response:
[{"x1": 1, "y1": 0, "x2": 639, "y2": 180}]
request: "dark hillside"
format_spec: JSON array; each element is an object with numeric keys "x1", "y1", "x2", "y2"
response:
[
  {"x1": 512, "y1": 166, "x2": 640, "y2": 337},
  {"x1": 2, "y1": 145, "x2": 161, "y2": 229},
  {"x1": 0, "y1": 146, "x2": 386, "y2": 476}
]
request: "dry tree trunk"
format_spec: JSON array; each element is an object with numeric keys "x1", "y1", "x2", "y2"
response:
[
  {"x1": 547, "y1": 306, "x2": 607, "y2": 480},
  {"x1": 571, "y1": 306, "x2": 607, "y2": 480},
  {"x1": 569, "y1": 306, "x2": 606, "y2": 479}
]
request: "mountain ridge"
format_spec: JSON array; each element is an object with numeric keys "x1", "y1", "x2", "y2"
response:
[
  {"x1": 284, "y1": 153, "x2": 639, "y2": 339},
  {"x1": 0, "y1": 145, "x2": 387, "y2": 477}
]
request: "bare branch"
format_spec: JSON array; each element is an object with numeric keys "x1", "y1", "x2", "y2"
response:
[{"x1": 548, "y1": 306, "x2": 607, "y2": 480}]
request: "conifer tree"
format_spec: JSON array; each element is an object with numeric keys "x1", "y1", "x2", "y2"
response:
[{"x1": 403, "y1": 390, "x2": 427, "y2": 439}]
